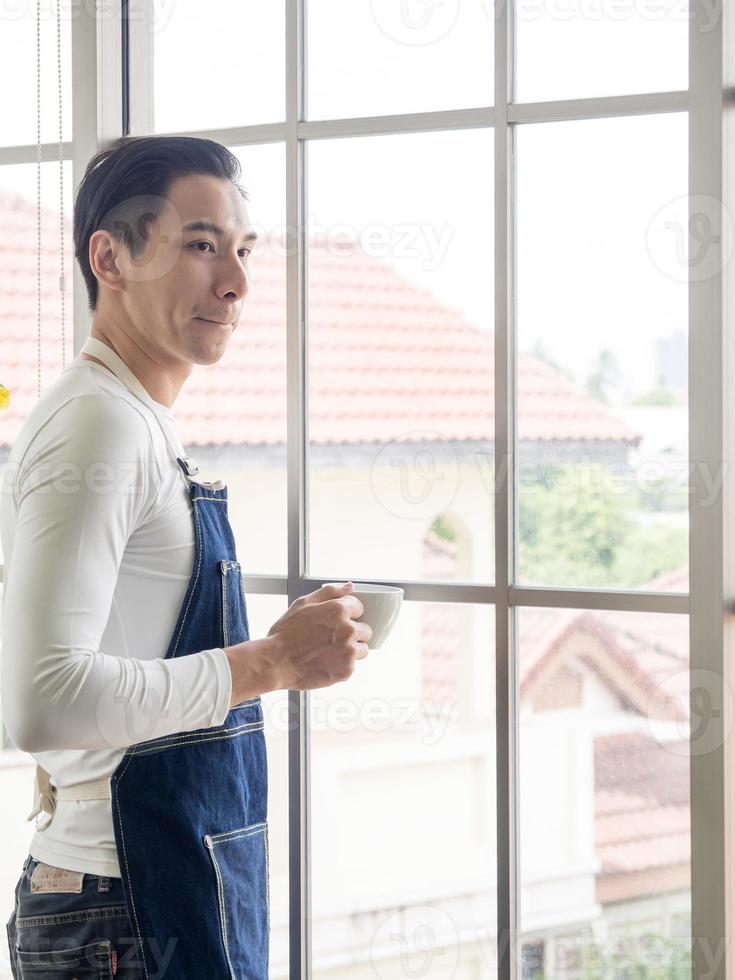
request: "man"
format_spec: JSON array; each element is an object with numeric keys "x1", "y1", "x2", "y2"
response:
[{"x1": 2, "y1": 135, "x2": 372, "y2": 980}]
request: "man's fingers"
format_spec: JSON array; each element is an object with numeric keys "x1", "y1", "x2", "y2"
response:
[
  {"x1": 298, "y1": 583, "x2": 352, "y2": 606},
  {"x1": 356, "y1": 621, "x2": 373, "y2": 644},
  {"x1": 339, "y1": 594, "x2": 364, "y2": 619}
]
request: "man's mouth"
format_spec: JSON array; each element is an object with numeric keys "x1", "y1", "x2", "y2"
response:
[{"x1": 195, "y1": 316, "x2": 230, "y2": 326}]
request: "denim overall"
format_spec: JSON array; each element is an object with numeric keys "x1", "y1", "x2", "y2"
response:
[{"x1": 70, "y1": 337, "x2": 270, "y2": 979}]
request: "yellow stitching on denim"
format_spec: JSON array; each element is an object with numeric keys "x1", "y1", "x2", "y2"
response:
[
  {"x1": 16, "y1": 907, "x2": 129, "y2": 928},
  {"x1": 131, "y1": 715, "x2": 262, "y2": 749},
  {"x1": 130, "y1": 723, "x2": 264, "y2": 755},
  {"x1": 115, "y1": 697, "x2": 261, "y2": 756},
  {"x1": 17, "y1": 952, "x2": 108, "y2": 965},
  {"x1": 169, "y1": 493, "x2": 203, "y2": 659},
  {"x1": 221, "y1": 562, "x2": 229, "y2": 648},
  {"x1": 212, "y1": 830, "x2": 264, "y2": 843},
  {"x1": 112, "y1": 770, "x2": 149, "y2": 980},
  {"x1": 208, "y1": 823, "x2": 266, "y2": 843},
  {"x1": 128, "y1": 704, "x2": 262, "y2": 749},
  {"x1": 206, "y1": 846, "x2": 236, "y2": 979},
  {"x1": 265, "y1": 823, "x2": 271, "y2": 935}
]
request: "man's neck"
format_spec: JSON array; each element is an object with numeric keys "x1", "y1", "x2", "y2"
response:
[{"x1": 80, "y1": 324, "x2": 190, "y2": 409}]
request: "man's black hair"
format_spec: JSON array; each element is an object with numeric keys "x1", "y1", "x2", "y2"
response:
[{"x1": 73, "y1": 135, "x2": 248, "y2": 313}]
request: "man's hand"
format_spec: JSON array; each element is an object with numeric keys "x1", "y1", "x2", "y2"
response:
[{"x1": 224, "y1": 583, "x2": 373, "y2": 705}]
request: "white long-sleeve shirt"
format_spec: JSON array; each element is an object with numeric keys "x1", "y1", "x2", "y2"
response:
[{"x1": 0, "y1": 354, "x2": 233, "y2": 877}]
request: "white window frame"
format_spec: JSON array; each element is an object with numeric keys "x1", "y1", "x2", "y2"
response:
[{"x1": 0, "y1": 0, "x2": 730, "y2": 976}]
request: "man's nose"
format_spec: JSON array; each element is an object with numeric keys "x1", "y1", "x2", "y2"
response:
[{"x1": 217, "y1": 254, "x2": 250, "y2": 301}]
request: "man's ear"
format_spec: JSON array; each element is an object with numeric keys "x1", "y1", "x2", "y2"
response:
[{"x1": 89, "y1": 230, "x2": 125, "y2": 294}]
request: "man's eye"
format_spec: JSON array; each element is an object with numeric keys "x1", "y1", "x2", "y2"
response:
[{"x1": 191, "y1": 242, "x2": 252, "y2": 258}]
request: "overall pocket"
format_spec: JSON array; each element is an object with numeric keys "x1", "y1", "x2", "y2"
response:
[
  {"x1": 203, "y1": 821, "x2": 270, "y2": 980},
  {"x1": 15, "y1": 938, "x2": 115, "y2": 978},
  {"x1": 218, "y1": 559, "x2": 251, "y2": 648}
]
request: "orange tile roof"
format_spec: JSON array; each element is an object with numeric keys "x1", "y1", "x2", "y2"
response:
[
  {"x1": 595, "y1": 730, "x2": 690, "y2": 900},
  {"x1": 0, "y1": 193, "x2": 643, "y2": 451},
  {"x1": 420, "y1": 533, "x2": 690, "y2": 904}
]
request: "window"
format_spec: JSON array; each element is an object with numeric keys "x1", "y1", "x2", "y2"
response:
[
  {"x1": 0, "y1": 16, "x2": 75, "y2": 953},
  {"x1": 0, "y1": 8, "x2": 74, "y2": 759},
  {"x1": 2, "y1": 0, "x2": 732, "y2": 976}
]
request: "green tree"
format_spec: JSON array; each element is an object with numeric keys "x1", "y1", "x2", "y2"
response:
[
  {"x1": 631, "y1": 385, "x2": 684, "y2": 407},
  {"x1": 517, "y1": 463, "x2": 687, "y2": 588}
]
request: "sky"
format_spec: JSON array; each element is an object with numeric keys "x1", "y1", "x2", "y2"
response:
[{"x1": 0, "y1": 0, "x2": 690, "y2": 398}]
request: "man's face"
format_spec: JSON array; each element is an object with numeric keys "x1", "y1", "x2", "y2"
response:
[{"x1": 108, "y1": 173, "x2": 256, "y2": 367}]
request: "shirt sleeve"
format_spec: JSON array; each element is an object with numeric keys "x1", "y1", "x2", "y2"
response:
[{"x1": 0, "y1": 392, "x2": 233, "y2": 753}]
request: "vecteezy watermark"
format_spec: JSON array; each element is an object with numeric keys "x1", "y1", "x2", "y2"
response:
[
  {"x1": 370, "y1": 905, "x2": 460, "y2": 979},
  {"x1": 267, "y1": 692, "x2": 456, "y2": 746},
  {"x1": 503, "y1": 458, "x2": 728, "y2": 508},
  {"x1": 1, "y1": 450, "x2": 726, "y2": 512},
  {"x1": 260, "y1": 220, "x2": 456, "y2": 272},
  {"x1": 15, "y1": 930, "x2": 176, "y2": 980},
  {"x1": 10, "y1": 0, "x2": 715, "y2": 38},
  {"x1": 0, "y1": 459, "x2": 145, "y2": 497},
  {"x1": 370, "y1": 0, "x2": 460, "y2": 46},
  {"x1": 645, "y1": 667, "x2": 734, "y2": 758},
  {"x1": 370, "y1": 431, "x2": 460, "y2": 522},
  {"x1": 94, "y1": 689, "x2": 457, "y2": 750},
  {"x1": 368, "y1": 916, "x2": 701, "y2": 979},
  {"x1": 367, "y1": 0, "x2": 703, "y2": 48},
  {"x1": 86, "y1": 194, "x2": 252, "y2": 285},
  {"x1": 97, "y1": 194, "x2": 184, "y2": 283},
  {"x1": 532, "y1": 932, "x2": 697, "y2": 975},
  {"x1": 0, "y1": 0, "x2": 180, "y2": 35},
  {"x1": 508, "y1": 0, "x2": 698, "y2": 23},
  {"x1": 94, "y1": 674, "x2": 223, "y2": 751},
  {"x1": 645, "y1": 193, "x2": 735, "y2": 283},
  {"x1": 368, "y1": 442, "x2": 728, "y2": 522}
]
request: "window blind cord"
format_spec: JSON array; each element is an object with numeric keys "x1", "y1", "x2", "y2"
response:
[
  {"x1": 56, "y1": 0, "x2": 66, "y2": 373},
  {"x1": 35, "y1": 0, "x2": 67, "y2": 402}
]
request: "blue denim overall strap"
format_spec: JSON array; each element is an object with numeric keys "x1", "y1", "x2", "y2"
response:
[{"x1": 79, "y1": 338, "x2": 270, "y2": 980}]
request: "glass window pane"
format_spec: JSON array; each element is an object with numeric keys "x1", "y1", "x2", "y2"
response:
[
  {"x1": 306, "y1": 129, "x2": 494, "y2": 584},
  {"x1": 152, "y1": 0, "x2": 285, "y2": 132},
  {"x1": 519, "y1": 607, "x2": 692, "y2": 978},
  {"x1": 516, "y1": 114, "x2": 688, "y2": 591},
  {"x1": 307, "y1": 0, "x2": 493, "y2": 120},
  {"x1": 0, "y1": 5, "x2": 72, "y2": 146},
  {"x1": 0, "y1": 158, "x2": 73, "y2": 761},
  {"x1": 514, "y1": 0, "x2": 688, "y2": 103},
  {"x1": 171, "y1": 143, "x2": 287, "y2": 576},
  {"x1": 311, "y1": 599, "x2": 496, "y2": 976},
  {"x1": 243, "y1": 594, "x2": 290, "y2": 975},
  {"x1": 0, "y1": 158, "x2": 74, "y2": 570}
]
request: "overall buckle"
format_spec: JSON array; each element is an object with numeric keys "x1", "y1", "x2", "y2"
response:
[{"x1": 177, "y1": 456, "x2": 200, "y2": 477}]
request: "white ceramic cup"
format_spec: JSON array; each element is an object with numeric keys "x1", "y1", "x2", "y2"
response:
[{"x1": 322, "y1": 582, "x2": 404, "y2": 649}]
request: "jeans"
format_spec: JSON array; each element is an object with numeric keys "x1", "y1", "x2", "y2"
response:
[{"x1": 5, "y1": 855, "x2": 146, "y2": 979}]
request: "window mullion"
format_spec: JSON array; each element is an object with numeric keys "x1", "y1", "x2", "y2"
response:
[
  {"x1": 286, "y1": 0, "x2": 309, "y2": 976},
  {"x1": 495, "y1": 0, "x2": 518, "y2": 975},
  {"x1": 126, "y1": 0, "x2": 155, "y2": 137},
  {"x1": 71, "y1": 0, "x2": 124, "y2": 356},
  {"x1": 690, "y1": 0, "x2": 732, "y2": 971}
]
